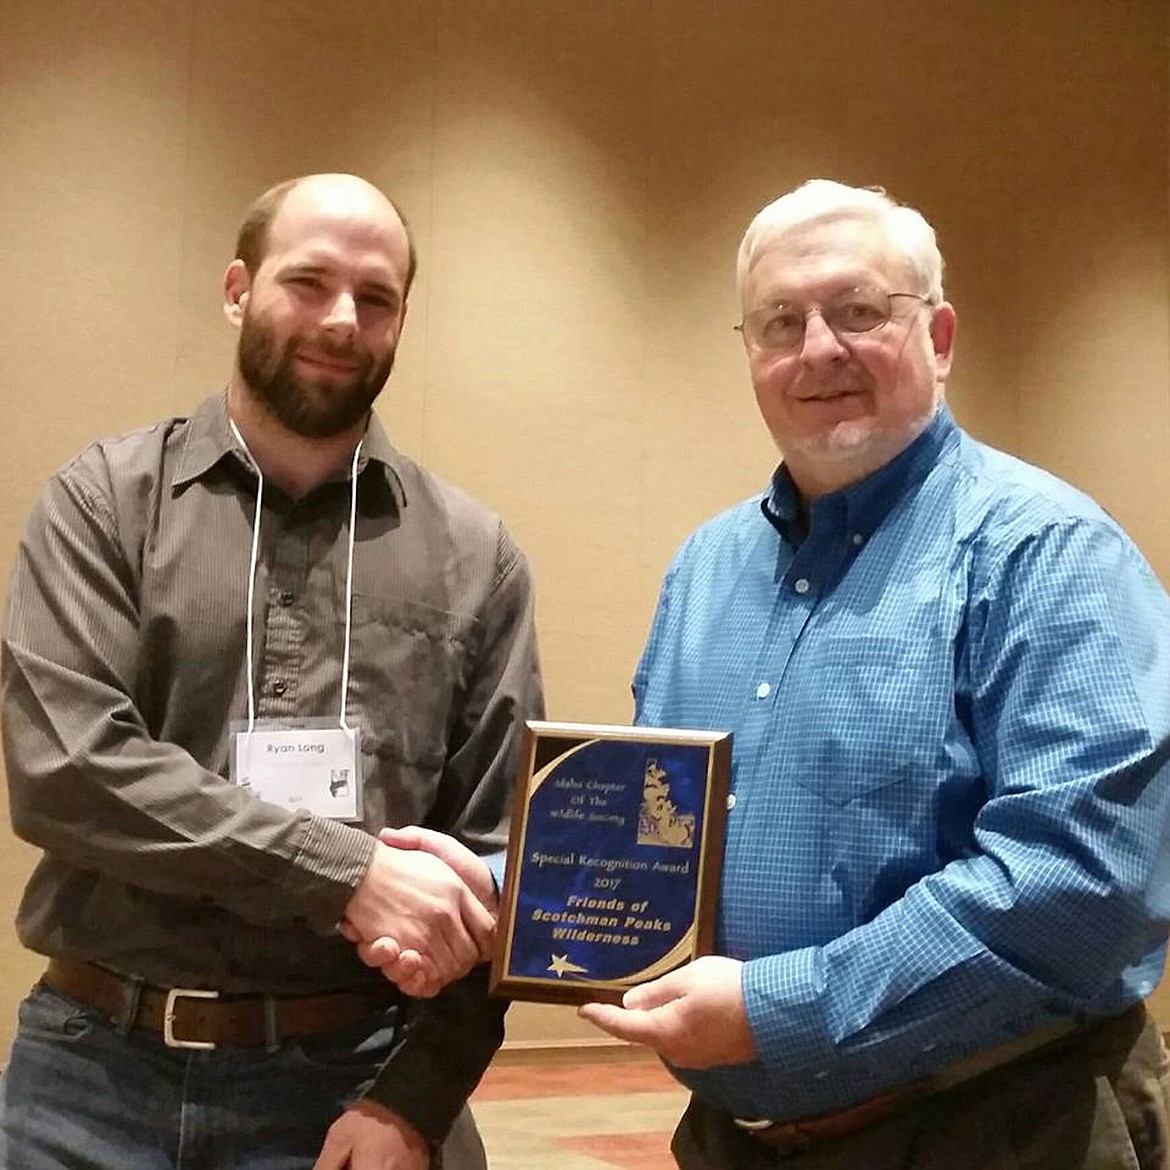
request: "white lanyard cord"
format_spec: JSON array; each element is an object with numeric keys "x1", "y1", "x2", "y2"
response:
[
  {"x1": 230, "y1": 421, "x2": 361, "y2": 734},
  {"x1": 231, "y1": 421, "x2": 264, "y2": 734},
  {"x1": 339, "y1": 442, "x2": 361, "y2": 731}
]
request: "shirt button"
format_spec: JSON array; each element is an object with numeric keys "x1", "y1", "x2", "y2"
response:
[
  {"x1": 272, "y1": 680, "x2": 287, "y2": 696},
  {"x1": 726, "y1": 793, "x2": 737, "y2": 811},
  {"x1": 852, "y1": 533, "x2": 865, "y2": 546},
  {"x1": 755, "y1": 682, "x2": 771, "y2": 699},
  {"x1": 279, "y1": 589, "x2": 295, "y2": 606},
  {"x1": 794, "y1": 578, "x2": 811, "y2": 595}
]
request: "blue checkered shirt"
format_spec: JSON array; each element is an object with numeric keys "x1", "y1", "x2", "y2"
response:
[{"x1": 634, "y1": 405, "x2": 1170, "y2": 1121}]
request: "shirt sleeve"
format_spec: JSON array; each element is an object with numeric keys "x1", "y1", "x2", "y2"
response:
[
  {"x1": 362, "y1": 522, "x2": 544, "y2": 1140},
  {"x1": 733, "y1": 517, "x2": 1170, "y2": 1113},
  {"x1": 362, "y1": 964, "x2": 507, "y2": 1143},
  {"x1": 2, "y1": 456, "x2": 375, "y2": 933}
]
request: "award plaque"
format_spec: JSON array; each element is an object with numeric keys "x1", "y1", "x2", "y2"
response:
[{"x1": 491, "y1": 721, "x2": 731, "y2": 1005}]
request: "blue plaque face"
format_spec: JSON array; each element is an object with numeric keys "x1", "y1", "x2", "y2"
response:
[{"x1": 492, "y1": 722, "x2": 730, "y2": 1004}]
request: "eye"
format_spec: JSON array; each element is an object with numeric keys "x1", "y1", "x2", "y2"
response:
[
  {"x1": 828, "y1": 292, "x2": 888, "y2": 332},
  {"x1": 357, "y1": 292, "x2": 397, "y2": 311},
  {"x1": 287, "y1": 274, "x2": 325, "y2": 292},
  {"x1": 756, "y1": 307, "x2": 803, "y2": 346}
]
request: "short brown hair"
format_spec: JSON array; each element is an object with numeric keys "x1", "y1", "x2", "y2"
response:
[{"x1": 233, "y1": 176, "x2": 418, "y2": 292}]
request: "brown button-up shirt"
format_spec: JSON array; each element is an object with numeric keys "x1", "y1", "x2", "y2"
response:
[{"x1": 2, "y1": 392, "x2": 543, "y2": 1134}]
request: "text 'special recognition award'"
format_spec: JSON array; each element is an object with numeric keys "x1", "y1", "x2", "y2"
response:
[{"x1": 491, "y1": 721, "x2": 731, "y2": 1005}]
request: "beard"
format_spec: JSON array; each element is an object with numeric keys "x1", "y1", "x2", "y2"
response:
[
  {"x1": 237, "y1": 306, "x2": 395, "y2": 439},
  {"x1": 788, "y1": 410, "x2": 933, "y2": 461},
  {"x1": 779, "y1": 405, "x2": 939, "y2": 482}
]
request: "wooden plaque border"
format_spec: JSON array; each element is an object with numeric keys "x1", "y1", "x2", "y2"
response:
[{"x1": 490, "y1": 720, "x2": 731, "y2": 1005}]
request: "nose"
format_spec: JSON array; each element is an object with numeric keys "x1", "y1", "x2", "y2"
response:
[
  {"x1": 799, "y1": 309, "x2": 848, "y2": 365},
  {"x1": 321, "y1": 290, "x2": 358, "y2": 338}
]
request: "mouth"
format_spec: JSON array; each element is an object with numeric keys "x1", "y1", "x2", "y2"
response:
[
  {"x1": 795, "y1": 387, "x2": 859, "y2": 402},
  {"x1": 296, "y1": 350, "x2": 360, "y2": 375}
]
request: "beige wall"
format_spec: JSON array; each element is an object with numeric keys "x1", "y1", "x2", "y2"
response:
[{"x1": 0, "y1": 0, "x2": 1166, "y2": 1054}]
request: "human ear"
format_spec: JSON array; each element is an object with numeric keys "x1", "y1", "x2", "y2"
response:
[
  {"x1": 929, "y1": 303, "x2": 957, "y2": 382},
  {"x1": 223, "y1": 260, "x2": 251, "y2": 328}
]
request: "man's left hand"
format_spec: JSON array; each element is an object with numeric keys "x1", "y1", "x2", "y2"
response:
[
  {"x1": 578, "y1": 955, "x2": 758, "y2": 1069},
  {"x1": 312, "y1": 1099, "x2": 429, "y2": 1170}
]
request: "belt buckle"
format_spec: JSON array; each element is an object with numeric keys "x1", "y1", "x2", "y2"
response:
[
  {"x1": 733, "y1": 1117, "x2": 776, "y2": 1131},
  {"x1": 163, "y1": 987, "x2": 220, "y2": 1050}
]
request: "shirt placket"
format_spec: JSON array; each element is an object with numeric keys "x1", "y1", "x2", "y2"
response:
[
  {"x1": 256, "y1": 508, "x2": 313, "y2": 719},
  {"x1": 721, "y1": 509, "x2": 861, "y2": 945}
]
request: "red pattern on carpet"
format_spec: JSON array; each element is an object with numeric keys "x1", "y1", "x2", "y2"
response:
[
  {"x1": 556, "y1": 1132, "x2": 676, "y2": 1169},
  {"x1": 473, "y1": 1059, "x2": 679, "y2": 1100}
]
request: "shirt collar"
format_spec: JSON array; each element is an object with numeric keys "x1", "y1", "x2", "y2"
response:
[
  {"x1": 171, "y1": 391, "x2": 407, "y2": 508},
  {"x1": 761, "y1": 403, "x2": 958, "y2": 544}
]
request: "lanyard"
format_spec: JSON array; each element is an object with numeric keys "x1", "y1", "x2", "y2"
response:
[{"x1": 229, "y1": 420, "x2": 360, "y2": 732}]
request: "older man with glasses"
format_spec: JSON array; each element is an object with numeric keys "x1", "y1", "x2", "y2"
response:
[{"x1": 581, "y1": 179, "x2": 1170, "y2": 1170}]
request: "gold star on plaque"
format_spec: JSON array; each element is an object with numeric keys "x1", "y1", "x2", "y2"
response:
[{"x1": 547, "y1": 953, "x2": 589, "y2": 978}]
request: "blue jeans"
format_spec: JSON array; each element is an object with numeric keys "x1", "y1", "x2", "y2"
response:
[{"x1": 0, "y1": 983, "x2": 485, "y2": 1170}]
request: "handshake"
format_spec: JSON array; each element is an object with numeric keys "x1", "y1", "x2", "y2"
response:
[{"x1": 339, "y1": 825, "x2": 498, "y2": 1000}]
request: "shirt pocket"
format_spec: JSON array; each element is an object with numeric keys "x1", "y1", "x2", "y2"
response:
[
  {"x1": 783, "y1": 633, "x2": 948, "y2": 808},
  {"x1": 347, "y1": 594, "x2": 476, "y2": 773}
]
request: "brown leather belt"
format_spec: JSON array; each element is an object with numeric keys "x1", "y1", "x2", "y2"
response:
[
  {"x1": 43, "y1": 959, "x2": 400, "y2": 1050},
  {"x1": 733, "y1": 1013, "x2": 1094, "y2": 1152},
  {"x1": 734, "y1": 1087, "x2": 912, "y2": 1151}
]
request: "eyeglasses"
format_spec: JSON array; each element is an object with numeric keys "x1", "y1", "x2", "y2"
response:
[{"x1": 735, "y1": 287, "x2": 931, "y2": 353}]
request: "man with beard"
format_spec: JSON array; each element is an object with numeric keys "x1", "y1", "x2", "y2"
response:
[
  {"x1": 0, "y1": 174, "x2": 543, "y2": 1170},
  {"x1": 580, "y1": 180, "x2": 1170, "y2": 1169}
]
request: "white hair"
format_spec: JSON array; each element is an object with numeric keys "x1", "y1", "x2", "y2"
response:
[{"x1": 736, "y1": 179, "x2": 945, "y2": 306}]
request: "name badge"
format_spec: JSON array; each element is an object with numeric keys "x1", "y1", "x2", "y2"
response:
[{"x1": 231, "y1": 721, "x2": 363, "y2": 821}]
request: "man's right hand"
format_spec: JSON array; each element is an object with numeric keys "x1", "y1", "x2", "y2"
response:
[
  {"x1": 377, "y1": 825, "x2": 498, "y2": 913},
  {"x1": 341, "y1": 839, "x2": 496, "y2": 993},
  {"x1": 358, "y1": 827, "x2": 500, "y2": 998}
]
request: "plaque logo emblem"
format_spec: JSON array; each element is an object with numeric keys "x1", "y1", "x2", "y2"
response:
[{"x1": 636, "y1": 759, "x2": 695, "y2": 848}]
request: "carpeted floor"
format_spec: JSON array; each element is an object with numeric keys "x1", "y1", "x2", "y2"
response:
[{"x1": 472, "y1": 1053, "x2": 686, "y2": 1169}]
